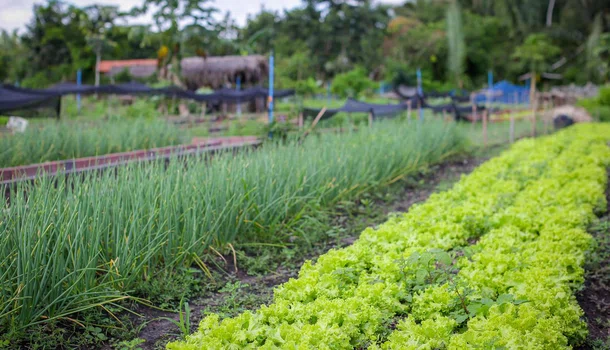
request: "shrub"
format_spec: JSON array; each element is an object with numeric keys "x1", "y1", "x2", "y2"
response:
[
  {"x1": 331, "y1": 67, "x2": 378, "y2": 99},
  {"x1": 577, "y1": 85, "x2": 610, "y2": 122}
]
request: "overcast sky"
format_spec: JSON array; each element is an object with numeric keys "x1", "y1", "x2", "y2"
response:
[{"x1": 0, "y1": 0, "x2": 403, "y2": 33}]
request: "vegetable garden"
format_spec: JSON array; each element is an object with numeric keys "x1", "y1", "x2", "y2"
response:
[
  {"x1": 1, "y1": 117, "x2": 609, "y2": 349},
  {"x1": 0, "y1": 121, "x2": 464, "y2": 335},
  {"x1": 166, "y1": 124, "x2": 610, "y2": 349}
]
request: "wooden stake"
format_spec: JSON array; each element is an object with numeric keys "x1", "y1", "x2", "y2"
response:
[
  {"x1": 299, "y1": 107, "x2": 327, "y2": 145},
  {"x1": 368, "y1": 112, "x2": 373, "y2": 128},
  {"x1": 298, "y1": 112, "x2": 303, "y2": 129},
  {"x1": 482, "y1": 110, "x2": 488, "y2": 147},
  {"x1": 531, "y1": 92, "x2": 537, "y2": 137},
  {"x1": 508, "y1": 108, "x2": 515, "y2": 143},
  {"x1": 200, "y1": 103, "x2": 207, "y2": 118},
  {"x1": 543, "y1": 99, "x2": 549, "y2": 134},
  {"x1": 406, "y1": 100, "x2": 412, "y2": 123},
  {"x1": 470, "y1": 93, "x2": 476, "y2": 125}
]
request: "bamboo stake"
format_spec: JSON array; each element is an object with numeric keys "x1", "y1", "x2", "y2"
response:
[
  {"x1": 543, "y1": 99, "x2": 549, "y2": 134},
  {"x1": 299, "y1": 107, "x2": 327, "y2": 145}
]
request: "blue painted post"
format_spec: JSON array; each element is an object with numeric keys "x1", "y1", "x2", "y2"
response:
[
  {"x1": 327, "y1": 81, "x2": 331, "y2": 104},
  {"x1": 236, "y1": 76, "x2": 242, "y2": 117},
  {"x1": 268, "y1": 52, "x2": 274, "y2": 130},
  {"x1": 15, "y1": 81, "x2": 19, "y2": 87},
  {"x1": 77, "y1": 69, "x2": 82, "y2": 114},
  {"x1": 416, "y1": 69, "x2": 423, "y2": 122}
]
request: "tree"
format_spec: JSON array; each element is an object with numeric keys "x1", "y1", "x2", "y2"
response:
[
  {"x1": 512, "y1": 33, "x2": 560, "y2": 100},
  {"x1": 21, "y1": 0, "x2": 89, "y2": 86},
  {"x1": 512, "y1": 33, "x2": 560, "y2": 135},
  {"x1": 81, "y1": 5, "x2": 123, "y2": 85},
  {"x1": 140, "y1": 0, "x2": 219, "y2": 83},
  {"x1": 0, "y1": 30, "x2": 28, "y2": 83}
]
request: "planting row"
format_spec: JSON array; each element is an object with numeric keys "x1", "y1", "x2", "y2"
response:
[
  {"x1": 167, "y1": 124, "x2": 610, "y2": 349},
  {"x1": 0, "y1": 121, "x2": 465, "y2": 334},
  {"x1": 0, "y1": 119, "x2": 186, "y2": 168}
]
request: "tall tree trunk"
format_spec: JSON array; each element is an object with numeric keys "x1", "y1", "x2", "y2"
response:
[
  {"x1": 546, "y1": 0, "x2": 556, "y2": 27},
  {"x1": 95, "y1": 47, "x2": 101, "y2": 86}
]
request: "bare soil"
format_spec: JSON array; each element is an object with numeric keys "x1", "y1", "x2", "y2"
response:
[{"x1": 576, "y1": 170, "x2": 610, "y2": 349}]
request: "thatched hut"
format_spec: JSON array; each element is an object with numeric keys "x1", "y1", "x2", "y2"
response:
[
  {"x1": 99, "y1": 59, "x2": 158, "y2": 79},
  {"x1": 180, "y1": 55, "x2": 269, "y2": 90}
]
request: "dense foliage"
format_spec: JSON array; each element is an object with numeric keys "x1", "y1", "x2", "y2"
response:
[
  {"x1": 0, "y1": 121, "x2": 465, "y2": 334},
  {"x1": 1, "y1": 0, "x2": 609, "y2": 89},
  {"x1": 167, "y1": 124, "x2": 610, "y2": 349}
]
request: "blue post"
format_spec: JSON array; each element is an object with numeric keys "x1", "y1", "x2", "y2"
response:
[
  {"x1": 486, "y1": 70, "x2": 493, "y2": 112},
  {"x1": 268, "y1": 52, "x2": 274, "y2": 129},
  {"x1": 77, "y1": 69, "x2": 82, "y2": 114},
  {"x1": 416, "y1": 69, "x2": 423, "y2": 122},
  {"x1": 15, "y1": 81, "x2": 19, "y2": 87},
  {"x1": 327, "y1": 81, "x2": 331, "y2": 104},
  {"x1": 236, "y1": 76, "x2": 242, "y2": 117}
]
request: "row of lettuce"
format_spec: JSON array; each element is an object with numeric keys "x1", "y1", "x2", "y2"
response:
[{"x1": 168, "y1": 124, "x2": 610, "y2": 349}]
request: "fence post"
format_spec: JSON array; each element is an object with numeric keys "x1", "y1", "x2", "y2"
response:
[
  {"x1": 482, "y1": 110, "x2": 488, "y2": 147},
  {"x1": 77, "y1": 69, "x2": 82, "y2": 114},
  {"x1": 508, "y1": 107, "x2": 515, "y2": 143},
  {"x1": 531, "y1": 92, "x2": 537, "y2": 137},
  {"x1": 417, "y1": 68, "x2": 424, "y2": 122},
  {"x1": 268, "y1": 51, "x2": 275, "y2": 138}
]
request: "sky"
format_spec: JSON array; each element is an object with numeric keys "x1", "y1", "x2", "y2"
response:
[{"x1": 0, "y1": 0, "x2": 403, "y2": 33}]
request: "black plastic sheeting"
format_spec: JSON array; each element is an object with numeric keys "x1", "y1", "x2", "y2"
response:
[
  {"x1": 303, "y1": 98, "x2": 411, "y2": 121},
  {"x1": 0, "y1": 83, "x2": 295, "y2": 114},
  {"x1": 0, "y1": 85, "x2": 60, "y2": 113},
  {"x1": 303, "y1": 97, "x2": 485, "y2": 122}
]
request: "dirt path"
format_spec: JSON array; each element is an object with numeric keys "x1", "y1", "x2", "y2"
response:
[
  {"x1": 132, "y1": 154, "x2": 489, "y2": 349},
  {"x1": 577, "y1": 170, "x2": 610, "y2": 349}
]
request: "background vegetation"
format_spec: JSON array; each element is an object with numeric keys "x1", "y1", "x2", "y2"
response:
[{"x1": 1, "y1": 0, "x2": 609, "y2": 92}]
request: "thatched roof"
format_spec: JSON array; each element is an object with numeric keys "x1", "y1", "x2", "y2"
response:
[{"x1": 180, "y1": 55, "x2": 269, "y2": 90}]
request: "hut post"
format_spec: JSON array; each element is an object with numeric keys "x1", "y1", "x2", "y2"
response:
[{"x1": 236, "y1": 76, "x2": 242, "y2": 118}]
